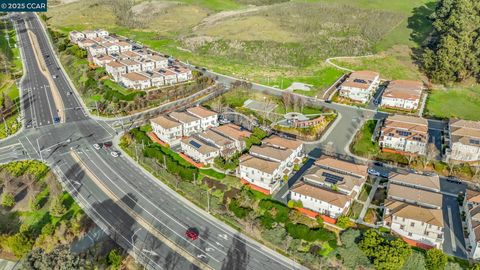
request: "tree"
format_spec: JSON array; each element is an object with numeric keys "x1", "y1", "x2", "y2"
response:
[
  {"x1": 21, "y1": 245, "x2": 86, "y2": 269},
  {"x1": 338, "y1": 229, "x2": 371, "y2": 269},
  {"x1": 402, "y1": 250, "x2": 426, "y2": 270},
  {"x1": 282, "y1": 91, "x2": 292, "y2": 112},
  {"x1": 4, "y1": 233, "x2": 33, "y2": 258},
  {"x1": 49, "y1": 196, "x2": 66, "y2": 217},
  {"x1": 1, "y1": 193, "x2": 15, "y2": 208},
  {"x1": 425, "y1": 143, "x2": 440, "y2": 169},
  {"x1": 425, "y1": 248, "x2": 447, "y2": 270},
  {"x1": 336, "y1": 215, "x2": 353, "y2": 229},
  {"x1": 108, "y1": 249, "x2": 123, "y2": 269}
]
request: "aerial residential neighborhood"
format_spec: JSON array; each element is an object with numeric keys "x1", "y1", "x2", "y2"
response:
[{"x1": 1, "y1": 0, "x2": 480, "y2": 270}]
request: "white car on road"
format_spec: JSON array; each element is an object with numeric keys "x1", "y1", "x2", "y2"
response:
[
  {"x1": 93, "y1": 143, "x2": 101, "y2": 150},
  {"x1": 367, "y1": 168, "x2": 381, "y2": 177},
  {"x1": 111, "y1": 151, "x2": 120, "y2": 158}
]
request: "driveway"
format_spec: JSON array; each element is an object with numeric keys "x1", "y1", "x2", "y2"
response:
[
  {"x1": 442, "y1": 195, "x2": 467, "y2": 258},
  {"x1": 273, "y1": 158, "x2": 315, "y2": 203}
]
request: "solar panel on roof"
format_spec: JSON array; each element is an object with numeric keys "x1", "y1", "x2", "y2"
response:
[
  {"x1": 321, "y1": 172, "x2": 343, "y2": 184},
  {"x1": 190, "y1": 140, "x2": 201, "y2": 149}
]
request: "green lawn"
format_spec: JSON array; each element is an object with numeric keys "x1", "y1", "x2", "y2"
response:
[
  {"x1": 351, "y1": 120, "x2": 380, "y2": 157},
  {"x1": 425, "y1": 87, "x2": 480, "y2": 121}
]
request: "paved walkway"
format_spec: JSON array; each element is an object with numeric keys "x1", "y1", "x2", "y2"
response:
[
  {"x1": 357, "y1": 178, "x2": 380, "y2": 222},
  {"x1": 0, "y1": 259, "x2": 16, "y2": 270}
]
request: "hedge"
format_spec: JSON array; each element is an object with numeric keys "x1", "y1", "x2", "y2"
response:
[
  {"x1": 228, "y1": 199, "x2": 251, "y2": 219},
  {"x1": 259, "y1": 199, "x2": 290, "y2": 223},
  {"x1": 285, "y1": 222, "x2": 336, "y2": 242}
]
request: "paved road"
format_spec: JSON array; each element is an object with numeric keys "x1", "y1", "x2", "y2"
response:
[{"x1": 1, "y1": 13, "x2": 305, "y2": 270}]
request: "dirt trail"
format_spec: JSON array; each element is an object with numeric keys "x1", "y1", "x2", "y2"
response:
[{"x1": 192, "y1": 5, "x2": 267, "y2": 31}]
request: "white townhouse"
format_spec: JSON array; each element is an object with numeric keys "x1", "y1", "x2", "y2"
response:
[
  {"x1": 250, "y1": 145, "x2": 295, "y2": 177},
  {"x1": 149, "y1": 55, "x2": 169, "y2": 69},
  {"x1": 157, "y1": 69, "x2": 178, "y2": 85},
  {"x1": 138, "y1": 58, "x2": 156, "y2": 72},
  {"x1": 211, "y1": 124, "x2": 251, "y2": 152},
  {"x1": 69, "y1": 31, "x2": 85, "y2": 43},
  {"x1": 262, "y1": 135, "x2": 304, "y2": 162},
  {"x1": 381, "y1": 80, "x2": 424, "y2": 111},
  {"x1": 169, "y1": 65, "x2": 193, "y2": 82},
  {"x1": 239, "y1": 154, "x2": 282, "y2": 194},
  {"x1": 77, "y1": 38, "x2": 96, "y2": 49},
  {"x1": 102, "y1": 42, "x2": 120, "y2": 55},
  {"x1": 87, "y1": 44, "x2": 107, "y2": 57},
  {"x1": 180, "y1": 136, "x2": 220, "y2": 165},
  {"x1": 150, "y1": 115, "x2": 183, "y2": 146},
  {"x1": 169, "y1": 111, "x2": 201, "y2": 136},
  {"x1": 197, "y1": 130, "x2": 237, "y2": 158},
  {"x1": 186, "y1": 106, "x2": 218, "y2": 130},
  {"x1": 82, "y1": 30, "x2": 99, "y2": 39},
  {"x1": 118, "y1": 51, "x2": 141, "y2": 61},
  {"x1": 91, "y1": 36, "x2": 107, "y2": 44},
  {"x1": 339, "y1": 70, "x2": 380, "y2": 103},
  {"x1": 389, "y1": 173, "x2": 441, "y2": 193},
  {"x1": 116, "y1": 41, "x2": 133, "y2": 53},
  {"x1": 463, "y1": 190, "x2": 480, "y2": 259},
  {"x1": 379, "y1": 114, "x2": 429, "y2": 155},
  {"x1": 120, "y1": 72, "x2": 151, "y2": 90},
  {"x1": 289, "y1": 156, "x2": 367, "y2": 218},
  {"x1": 448, "y1": 119, "x2": 480, "y2": 163},
  {"x1": 141, "y1": 71, "x2": 165, "y2": 87},
  {"x1": 120, "y1": 59, "x2": 142, "y2": 73},
  {"x1": 93, "y1": 55, "x2": 114, "y2": 67},
  {"x1": 105, "y1": 61, "x2": 127, "y2": 82}
]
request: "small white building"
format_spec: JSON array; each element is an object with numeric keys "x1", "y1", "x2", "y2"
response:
[
  {"x1": 448, "y1": 119, "x2": 480, "y2": 163},
  {"x1": 211, "y1": 124, "x2": 251, "y2": 152},
  {"x1": 87, "y1": 44, "x2": 107, "y2": 57},
  {"x1": 93, "y1": 55, "x2": 114, "y2": 67},
  {"x1": 186, "y1": 106, "x2": 218, "y2": 131},
  {"x1": 169, "y1": 65, "x2": 193, "y2": 82},
  {"x1": 262, "y1": 135, "x2": 304, "y2": 162},
  {"x1": 102, "y1": 42, "x2": 120, "y2": 55},
  {"x1": 140, "y1": 71, "x2": 165, "y2": 87},
  {"x1": 82, "y1": 30, "x2": 99, "y2": 39},
  {"x1": 116, "y1": 41, "x2": 133, "y2": 53},
  {"x1": 118, "y1": 51, "x2": 142, "y2": 61},
  {"x1": 381, "y1": 80, "x2": 424, "y2": 111},
  {"x1": 197, "y1": 130, "x2": 237, "y2": 158},
  {"x1": 464, "y1": 190, "x2": 480, "y2": 259},
  {"x1": 379, "y1": 114, "x2": 429, "y2": 155},
  {"x1": 169, "y1": 111, "x2": 201, "y2": 136},
  {"x1": 157, "y1": 69, "x2": 178, "y2": 85},
  {"x1": 120, "y1": 72, "x2": 151, "y2": 90},
  {"x1": 180, "y1": 136, "x2": 220, "y2": 165},
  {"x1": 77, "y1": 38, "x2": 96, "y2": 49},
  {"x1": 239, "y1": 154, "x2": 282, "y2": 194},
  {"x1": 69, "y1": 31, "x2": 85, "y2": 43},
  {"x1": 138, "y1": 58, "x2": 156, "y2": 72},
  {"x1": 105, "y1": 61, "x2": 127, "y2": 82},
  {"x1": 120, "y1": 59, "x2": 142, "y2": 74},
  {"x1": 150, "y1": 115, "x2": 183, "y2": 146},
  {"x1": 149, "y1": 55, "x2": 169, "y2": 69},
  {"x1": 339, "y1": 70, "x2": 380, "y2": 103}
]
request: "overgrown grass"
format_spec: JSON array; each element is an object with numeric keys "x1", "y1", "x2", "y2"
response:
[
  {"x1": 351, "y1": 120, "x2": 380, "y2": 157},
  {"x1": 425, "y1": 87, "x2": 480, "y2": 121}
]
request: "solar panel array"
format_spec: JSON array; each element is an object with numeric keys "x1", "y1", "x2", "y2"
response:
[
  {"x1": 321, "y1": 172, "x2": 344, "y2": 184},
  {"x1": 190, "y1": 140, "x2": 201, "y2": 149}
]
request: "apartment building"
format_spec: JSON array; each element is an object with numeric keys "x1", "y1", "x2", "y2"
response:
[
  {"x1": 381, "y1": 80, "x2": 424, "y2": 111},
  {"x1": 120, "y1": 72, "x2": 151, "y2": 90},
  {"x1": 180, "y1": 136, "x2": 220, "y2": 165},
  {"x1": 116, "y1": 41, "x2": 133, "y2": 53},
  {"x1": 383, "y1": 173, "x2": 444, "y2": 249},
  {"x1": 87, "y1": 44, "x2": 106, "y2": 57},
  {"x1": 105, "y1": 61, "x2": 127, "y2": 82},
  {"x1": 93, "y1": 55, "x2": 114, "y2": 67},
  {"x1": 69, "y1": 31, "x2": 85, "y2": 42},
  {"x1": 339, "y1": 70, "x2": 380, "y2": 103},
  {"x1": 448, "y1": 119, "x2": 480, "y2": 162},
  {"x1": 150, "y1": 115, "x2": 183, "y2": 146},
  {"x1": 157, "y1": 69, "x2": 178, "y2": 85},
  {"x1": 186, "y1": 106, "x2": 218, "y2": 130},
  {"x1": 289, "y1": 156, "x2": 367, "y2": 218},
  {"x1": 169, "y1": 111, "x2": 201, "y2": 136},
  {"x1": 120, "y1": 59, "x2": 142, "y2": 73},
  {"x1": 379, "y1": 115, "x2": 429, "y2": 155},
  {"x1": 464, "y1": 190, "x2": 480, "y2": 259},
  {"x1": 211, "y1": 124, "x2": 251, "y2": 151},
  {"x1": 239, "y1": 154, "x2": 282, "y2": 194}
]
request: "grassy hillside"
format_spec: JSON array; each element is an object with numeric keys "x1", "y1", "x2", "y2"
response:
[{"x1": 44, "y1": 0, "x2": 449, "y2": 98}]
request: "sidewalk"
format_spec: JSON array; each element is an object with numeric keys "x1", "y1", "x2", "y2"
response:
[{"x1": 357, "y1": 178, "x2": 380, "y2": 222}]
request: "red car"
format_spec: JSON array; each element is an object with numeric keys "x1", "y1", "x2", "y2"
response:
[{"x1": 185, "y1": 228, "x2": 199, "y2": 240}]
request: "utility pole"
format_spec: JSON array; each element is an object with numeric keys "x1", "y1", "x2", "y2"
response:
[{"x1": 207, "y1": 189, "x2": 210, "y2": 213}]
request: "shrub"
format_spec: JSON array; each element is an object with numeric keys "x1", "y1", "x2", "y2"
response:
[
  {"x1": 50, "y1": 197, "x2": 66, "y2": 217},
  {"x1": 259, "y1": 199, "x2": 290, "y2": 223},
  {"x1": 259, "y1": 212, "x2": 276, "y2": 229},
  {"x1": 287, "y1": 200, "x2": 303, "y2": 208},
  {"x1": 285, "y1": 222, "x2": 336, "y2": 242},
  {"x1": 425, "y1": 248, "x2": 447, "y2": 270},
  {"x1": 3, "y1": 233, "x2": 33, "y2": 258},
  {"x1": 108, "y1": 249, "x2": 123, "y2": 269},
  {"x1": 336, "y1": 215, "x2": 353, "y2": 229},
  {"x1": 1, "y1": 193, "x2": 15, "y2": 208},
  {"x1": 228, "y1": 199, "x2": 251, "y2": 219}
]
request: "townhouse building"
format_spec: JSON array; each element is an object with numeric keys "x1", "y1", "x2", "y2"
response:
[
  {"x1": 157, "y1": 68, "x2": 178, "y2": 85},
  {"x1": 383, "y1": 173, "x2": 444, "y2": 249},
  {"x1": 211, "y1": 124, "x2": 251, "y2": 151},
  {"x1": 105, "y1": 61, "x2": 127, "y2": 82},
  {"x1": 339, "y1": 70, "x2": 380, "y2": 103},
  {"x1": 379, "y1": 115, "x2": 429, "y2": 155},
  {"x1": 140, "y1": 71, "x2": 165, "y2": 87},
  {"x1": 120, "y1": 72, "x2": 151, "y2": 90},
  {"x1": 120, "y1": 59, "x2": 142, "y2": 73},
  {"x1": 197, "y1": 129, "x2": 236, "y2": 158},
  {"x1": 69, "y1": 31, "x2": 85, "y2": 42},
  {"x1": 464, "y1": 190, "x2": 480, "y2": 259},
  {"x1": 447, "y1": 119, "x2": 480, "y2": 162},
  {"x1": 186, "y1": 106, "x2": 218, "y2": 130},
  {"x1": 239, "y1": 154, "x2": 282, "y2": 194},
  {"x1": 289, "y1": 156, "x2": 367, "y2": 218},
  {"x1": 116, "y1": 41, "x2": 133, "y2": 53},
  {"x1": 87, "y1": 44, "x2": 107, "y2": 57},
  {"x1": 169, "y1": 111, "x2": 201, "y2": 136},
  {"x1": 137, "y1": 58, "x2": 156, "y2": 72},
  {"x1": 102, "y1": 42, "x2": 120, "y2": 55},
  {"x1": 118, "y1": 51, "x2": 141, "y2": 61},
  {"x1": 93, "y1": 55, "x2": 114, "y2": 67},
  {"x1": 150, "y1": 115, "x2": 183, "y2": 146},
  {"x1": 180, "y1": 136, "x2": 220, "y2": 165},
  {"x1": 262, "y1": 135, "x2": 304, "y2": 162},
  {"x1": 149, "y1": 55, "x2": 169, "y2": 69},
  {"x1": 381, "y1": 80, "x2": 424, "y2": 111},
  {"x1": 77, "y1": 38, "x2": 96, "y2": 49},
  {"x1": 169, "y1": 65, "x2": 193, "y2": 82}
]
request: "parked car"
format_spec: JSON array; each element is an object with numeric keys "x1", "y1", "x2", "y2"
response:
[
  {"x1": 53, "y1": 117, "x2": 60, "y2": 124},
  {"x1": 185, "y1": 228, "x2": 199, "y2": 240},
  {"x1": 446, "y1": 175, "x2": 462, "y2": 184},
  {"x1": 102, "y1": 141, "x2": 112, "y2": 150},
  {"x1": 93, "y1": 143, "x2": 101, "y2": 150},
  {"x1": 368, "y1": 168, "x2": 381, "y2": 177},
  {"x1": 373, "y1": 161, "x2": 384, "y2": 167},
  {"x1": 110, "y1": 151, "x2": 120, "y2": 158}
]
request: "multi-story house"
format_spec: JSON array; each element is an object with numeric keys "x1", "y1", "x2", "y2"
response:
[
  {"x1": 383, "y1": 173, "x2": 444, "y2": 249},
  {"x1": 464, "y1": 190, "x2": 480, "y2": 259},
  {"x1": 150, "y1": 115, "x2": 183, "y2": 146},
  {"x1": 120, "y1": 72, "x2": 151, "y2": 90},
  {"x1": 69, "y1": 31, "x2": 85, "y2": 43},
  {"x1": 87, "y1": 44, "x2": 107, "y2": 57},
  {"x1": 102, "y1": 42, "x2": 120, "y2": 55},
  {"x1": 157, "y1": 68, "x2": 178, "y2": 85},
  {"x1": 197, "y1": 130, "x2": 236, "y2": 158},
  {"x1": 169, "y1": 65, "x2": 193, "y2": 82},
  {"x1": 77, "y1": 38, "x2": 96, "y2": 49},
  {"x1": 339, "y1": 70, "x2": 380, "y2": 103},
  {"x1": 447, "y1": 119, "x2": 480, "y2": 162},
  {"x1": 93, "y1": 55, "x2": 114, "y2": 67},
  {"x1": 211, "y1": 124, "x2": 251, "y2": 151},
  {"x1": 116, "y1": 41, "x2": 133, "y2": 53},
  {"x1": 149, "y1": 55, "x2": 169, "y2": 69},
  {"x1": 289, "y1": 156, "x2": 367, "y2": 218},
  {"x1": 118, "y1": 51, "x2": 141, "y2": 61},
  {"x1": 379, "y1": 115, "x2": 429, "y2": 155},
  {"x1": 381, "y1": 80, "x2": 424, "y2": 111},
  {"x1": 239, "y1": 154, "x2": 282, "y2": 194},
  {"x1": 169, "y1": 111, "x2": 201, "y2": 136},
  {"x1": 105, "y1": 61, "x2": 127, "y2": 82},
  {"x1": 120, "y1": 59, "x2": 142, "y2": 74},
  {"x1": 249, "y1": 145, "x2": 294, "y2": 177},
  {"x1": 262, "y1": 135, "x2": 304, "y2": 162},
  {"x1": 82, "y1": 30, "x2": 99, "y2": 39},
  {"x1": 186, "y1": 106, "x2": 218, "y2": 130},
  {"x1": 138, "y1": 58, "x2": 156, "y2": 72},
  {"x1": 180, "y1": 136, "x2": 220, "y2": 165}
]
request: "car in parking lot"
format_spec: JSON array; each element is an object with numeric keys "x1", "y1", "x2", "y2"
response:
[
  {"x1": 446, "y1": 175, "x2": 462, "y2": 184},
  {"x1": 110, "y1": 151, "x2": 120, "y2": 158},
  {"x1": 367, "y1": 168, "x2": 381, "y2": 177}
]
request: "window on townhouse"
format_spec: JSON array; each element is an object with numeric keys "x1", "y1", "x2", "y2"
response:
[
  {"x1": 410, "y1": 222, "x2": 415, "y2": 227},
  {"x1": 408, "y1": 232, "x2": 412, "y2": 237},
  {"x1": 429, "y1": 224, "x2": 432, "y2": 228},
  {"x1": 437, "y1": 233, "x2": 442, "y2": 239},
  {"x1": 400, "y1": 225, "x2": 405, "y2": 230}
]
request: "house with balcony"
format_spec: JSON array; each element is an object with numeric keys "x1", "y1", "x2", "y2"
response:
[
  {"x1": 169, "y1": 65, "x2": 193, "y2": 82},
  {"x1": 149, "y1": 55, "x2": 169, "y2": 69},
  {"x1": 447, "y1": 119, "x2": 480, "y2": 163},
  {"x1": 138, "y1": 58, "x2": 156, "y2": 72},
  {"x1": 383, "y1": 174, "x2": 444, "y2": 249},
  {"x1": 197, "y1": 129, "x2": 236, "y2": 158},
  {"x1": 380, "y1": 80, "x2": 424, "y2": 111},
  {"x1": 169, "y1": 111, "x2": 201, "y2": 136},
  {"x1": 239, "y1": 154, "x2": 282, "y2": 194},
  {"x1": 157, "y1": 68, "x2": 178, "y2": 85},
  {"x1": 87, "y1": 44, "x2": 107, "y2": 57},
  {"x1": 120, "y1": 59, "x2": 142, "y2": 73},
  {"x1": 186, "y1": 106, "x2": 218, "y2": 131},
  {"x1": 102, "y1": 42, "x2": 120, "y2": 55},
  {"x1": 150, "y1": 115, "x2": 183, "y2": 146},
  {"x1": 116, "y1": 41, "x2": 133, "y2": 53},
  {"x1": 262, "y1": 135, "x2": 304, "y2": 162},
  {"x1": 379, "y1": 115, "x2": 429, "y2": 155},
  {"x1": 463, "y1": 190, "x2": 480, "y2": 259},
  {"x1": 140, "y1": 71, "x2": 165, "y2": 87},
  {"x1": 289, "y1": 156, "x2": 367, "y2": 218},
  {"x1": 120, "y1": 72, "x2": 151, "y2": 90},
  {"x1": 339, "y1": 70, "x2": 380, "y2": 103},
  {"x1": 93, "y1": 55, "x2": 114, "y2": 67},
  {"x1": 69, "y1": 31, "x2": 85, "y2": 43},
  {"x1": 105, "y1": 61, "x2": 127, "y2": 82},
  {"x1": 117, "y1": 51, "x2": 141, "y2": 61},
  {"x1": 180, "y1": 136, "x2": 220, "y2": 165},
  {"x1": 211, "y1": 124, "x2": 251, "y2": 152},
  {"x1": 77, "y1": 38, "x2": 96, "y2": 49}
]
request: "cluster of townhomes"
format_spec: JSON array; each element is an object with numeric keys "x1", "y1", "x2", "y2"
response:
[
  {"x1": 339, "y1": 70, "x2": 424, "y2": 111},
  {"x1": 69, "y1": 29, "x2": 192, "y2": 90},
  {"x1": 377, "y1": 114, "x2": 480, "y2": 163}
]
